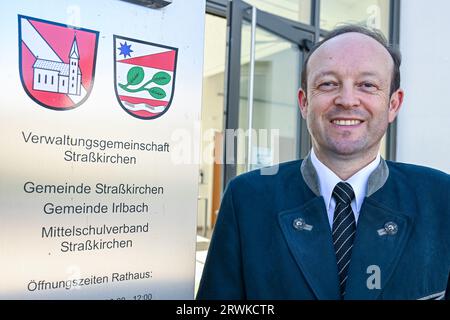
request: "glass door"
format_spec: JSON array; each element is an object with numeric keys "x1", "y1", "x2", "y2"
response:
[{"x1": 223, "y1": 0, "x2": 314, "y2": 186}]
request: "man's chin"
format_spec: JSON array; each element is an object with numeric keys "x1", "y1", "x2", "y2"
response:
[{"x1": 328, "y1": 143, "x2": 366, "y2": 157}]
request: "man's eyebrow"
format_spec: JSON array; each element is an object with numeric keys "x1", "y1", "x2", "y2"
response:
[
  {"x1": 359, "y1": 71, "x2": 382, "y2": 78},
  {"x1": 312, "y1": 71, "x2": 382, "y2": 80},
  {"x1": 311, "y1": 71, "x2": 338, "y2": 81}
]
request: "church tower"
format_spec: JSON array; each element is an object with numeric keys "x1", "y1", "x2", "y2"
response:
[{"x1": 68, "y1": 36, "x2": 80, "y2": 95}]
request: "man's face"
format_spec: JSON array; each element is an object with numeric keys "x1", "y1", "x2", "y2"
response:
[{"x1": 298, "y1": 32, "x2": 403, "y2": 159}]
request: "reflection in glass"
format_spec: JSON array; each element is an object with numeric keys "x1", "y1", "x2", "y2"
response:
[
  {"x1": 198, "y1": 14, "x2": 227, "y2": 238},
  {"x1": 246, "y1": 0, "x2": 311, "y2": 24},
  {"x1": 320, "y1": 0, "x2": 390, "y2": 37},
  {"x1": 237, "y1": 23, "x2": 300, "y2": 175}
]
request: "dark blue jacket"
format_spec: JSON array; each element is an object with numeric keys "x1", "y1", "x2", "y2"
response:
[{"x1": 197, "y1": 157, "x2": 450, "y2": 300}]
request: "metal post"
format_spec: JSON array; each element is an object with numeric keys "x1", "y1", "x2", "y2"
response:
[
  {"x1": 223, "y1": 0, "x2": 244, "y2": 190},
  {"x1": 311, "y1": 0, "x2": 321, "y2": 42},
  {"x1": 386, "y1": 0, "x2": 401, "y2": 161},
  {"x1": 246, "y1": 6, "x2": 257, "y2": 172}
]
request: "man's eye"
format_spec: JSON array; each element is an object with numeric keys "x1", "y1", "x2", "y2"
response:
[
  {"x1": 359, "y1": 82, "x2": 377, "y2": 91},
  {"x1": 318, "y1": 82, "x2": 337, "y2": 90}
]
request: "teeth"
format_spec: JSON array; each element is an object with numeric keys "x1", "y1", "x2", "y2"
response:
[{"x1": 332, "y1": 119, "x2": 362, "y2": 126}]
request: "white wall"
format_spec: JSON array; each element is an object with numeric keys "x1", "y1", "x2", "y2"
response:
[{"x1": 398, "y1": 0, "x2": 450, "y2": 173}]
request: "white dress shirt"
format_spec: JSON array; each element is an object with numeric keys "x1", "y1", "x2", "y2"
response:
[{"x1": 310, "y1": 148, "x2": 381, "y2": 229}]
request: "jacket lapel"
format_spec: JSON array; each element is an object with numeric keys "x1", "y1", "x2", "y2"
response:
[
  {"x1": 278, "y1": 197, "x2": 341, "y2": 300},
  {"x1": 344, "y1": 197, "x2": 414, "y2": 300}
]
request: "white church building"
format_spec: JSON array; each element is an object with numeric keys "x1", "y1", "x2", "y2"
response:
[{"x1": 32, "y1": 37, "x2": 82, "y2": 95}]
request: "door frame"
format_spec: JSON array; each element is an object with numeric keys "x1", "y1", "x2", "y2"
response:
[{"x1": 220, "y1": 0, "x2": 314, "y2": 189}]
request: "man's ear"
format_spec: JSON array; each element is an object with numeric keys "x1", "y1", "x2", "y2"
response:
[
  {"x1": 298, "y1": 89, "x2": 308, "y2": 120},
  {"x1": 388, "y1": 89, "x2": 404, "y2": 123}
]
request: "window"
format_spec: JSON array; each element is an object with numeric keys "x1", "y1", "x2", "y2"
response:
[
  {"x1": 237, "y1": 24, "x2": 301, "y2": 174},
  {"x1": 320, "y1": 0, "x2": 390, "y2": 37},
  {"x1": 319, "y1": 0, "x2": 392, "y2": 157},
  {"x1": 44, "y1": 74, "x2": 47, "y2": 84},
  {"x1": 38, "y1": 74, "x2": 40, "y2": 83},
  {"x1": 51, "y1": 76, "x2": 54, "y2": 85},
  {"x1": 245, "y1": 0, "x2": 311, "y2": 24}
]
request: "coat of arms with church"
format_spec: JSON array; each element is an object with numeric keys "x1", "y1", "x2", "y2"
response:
[
  {"x1": 32, "y1": 37, "x2": 82, "y2": 96},
  {"x1": 18, "y1": 15, "x2": 99, "y2": 110}
]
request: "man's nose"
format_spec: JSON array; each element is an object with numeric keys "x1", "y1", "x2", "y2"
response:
[{"x1": 334, "y1": 84, "x2": 360, "y2": 109}]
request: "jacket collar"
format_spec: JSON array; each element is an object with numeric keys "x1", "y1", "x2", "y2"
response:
[{"x1": 300, "y1": 151, "x2": 389, "y2": 197}]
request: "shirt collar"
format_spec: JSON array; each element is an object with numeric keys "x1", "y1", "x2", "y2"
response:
[{"x1": 310, "y1": 148, "x2": 381, "y2": 212}]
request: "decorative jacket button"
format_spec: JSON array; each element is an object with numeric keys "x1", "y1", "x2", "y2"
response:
[
  {"x1": 293, "y1": 218, "x2": 313, "y2": 231},
  {"x1": 384, "y1": 222, "x2": 398, "y2": 235},
  {"x1": 293, "y1": 218, "x2": 305, "y2": 230}
]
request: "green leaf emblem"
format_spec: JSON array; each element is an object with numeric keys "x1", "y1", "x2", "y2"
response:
[
  {"x1": 149, "y1": 87, "x2": 166, "y2": 99},
  {"x1": 151, "y1": 72, "x2": 171, "y2": 85},
  {"x1": 127, "y1": 66, "x2": 145, "y2": 86}
]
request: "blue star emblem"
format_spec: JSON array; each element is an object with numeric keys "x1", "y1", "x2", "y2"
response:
[{"x1": 118, "y1": 42, "x2": 133, "y2": 58}]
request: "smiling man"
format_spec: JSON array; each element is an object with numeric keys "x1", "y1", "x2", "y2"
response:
[
  {"x1": 298, "y1": 27, "x2": 402, "y2": 181},
  {"x1": 197, "y1": 25, "x2": 450, "y2": 300}
]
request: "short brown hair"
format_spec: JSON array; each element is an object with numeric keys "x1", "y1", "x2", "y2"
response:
[{"x1": 301, "y1": 25, "x2": 401, "y2": 96}]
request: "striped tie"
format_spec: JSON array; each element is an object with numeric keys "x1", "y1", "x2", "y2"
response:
[{"x1": 332, "y1": 182, "x2": 356, "y2": 298}]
